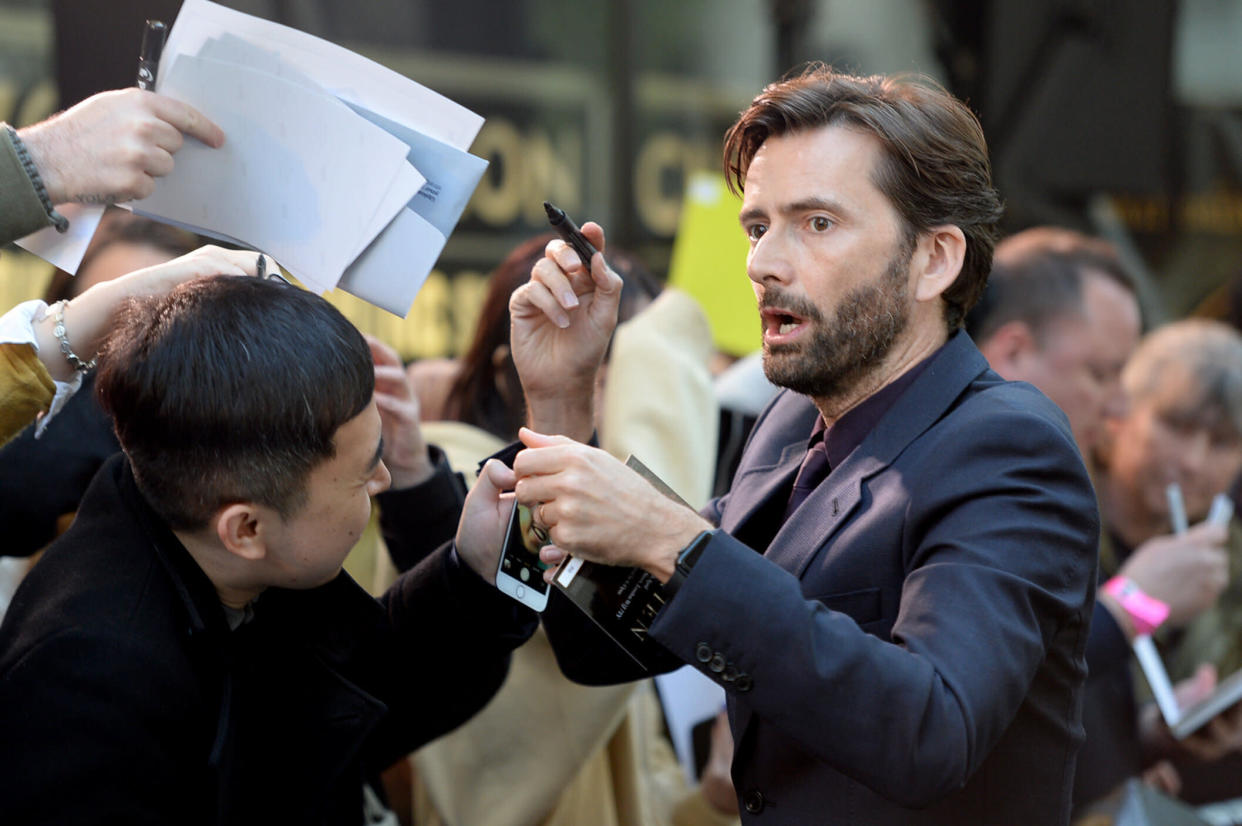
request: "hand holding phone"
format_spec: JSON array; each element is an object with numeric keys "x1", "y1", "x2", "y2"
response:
[{"x1": 495, "y1": 501, "x2": 552, "y2": 611}]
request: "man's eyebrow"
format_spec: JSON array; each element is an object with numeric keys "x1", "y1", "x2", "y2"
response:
[
  {"x1": 366, "y1": 437, "x2": 384, "y2": 474},
  {"x1": 785, "y1": 196, "x2": 848, "y2": 216},
  {"x1": 739, "y1": 205, "x2": 767, "y2": 226},
  {"x1": 739, "y1": 197, "x2": 849, "y2": 226}
]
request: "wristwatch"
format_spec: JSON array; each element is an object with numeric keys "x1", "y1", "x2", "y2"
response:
[{"x1": 660, "y1": 529, "x2": 715, "y2": 601}]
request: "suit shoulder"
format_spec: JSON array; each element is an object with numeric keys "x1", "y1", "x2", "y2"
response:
[{"x1": 949, "y1": 374, "x2": 1077, "y2": 447}]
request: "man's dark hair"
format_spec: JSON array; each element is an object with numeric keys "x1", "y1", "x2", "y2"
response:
[
  {"x1": 96, "y1": 276, "x2": 374, "y2": 530},
  {"x1": 722, "y1": 64, "x2": 1003, "y2": 331},
  {"x1": 965, "y1": 226, "x2": 1138, "y2": 345}
]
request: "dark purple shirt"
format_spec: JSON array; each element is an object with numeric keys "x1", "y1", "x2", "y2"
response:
[{"x1": 817, "y1": 344, "x2": 945, "y2": 472}]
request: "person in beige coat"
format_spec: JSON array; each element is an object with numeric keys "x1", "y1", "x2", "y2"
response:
[{"x1": 409, "y1": 287, "x2": 737, "y2": 826}]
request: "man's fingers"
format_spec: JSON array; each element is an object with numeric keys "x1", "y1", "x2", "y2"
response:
[
  {"x1": 517, "y1": 427, "x2": 575, "y2": 450},
  {"x1": 1189, "y1": 520, "x2": 1229, "y2": 545},
  {"x1": 580, "y1": 221, "x2": 607, "y2": 254},
  {"x1": 512, "y1": 280, "x2": 570, "y2": 328},
  {"x1": 373, "y1": 364, "x2": 410, "y2": 387},
  {"x1": 149, "y1": 93, "x2": 225, "y2": 148},
  {"x1": 540, "y1": 545, "x2": 567, "y2": 567},
  {"x1": 530, "y1": 256, "x2": 580, "y2": 310},
  {"x1": 143, "y1": 146, "x2": 176, "y2": 179},
  {"x1": 366, "y1": 335, "x2": 402, "y2": 368},
  {"x1": 477, "y1": 459, "x2": 517, "y2": 496},
  {"x1": 144, "y1": 117, "x2": 185, "y2": 155}
]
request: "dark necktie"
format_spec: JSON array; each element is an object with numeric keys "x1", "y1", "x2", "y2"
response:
[{"x1": 784, "y1": 435, "x2": 830, "y2": 520}]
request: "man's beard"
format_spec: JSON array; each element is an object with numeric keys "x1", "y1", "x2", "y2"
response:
[{"x1": 761, "y1": 240, "x2": 913, "y2": 401}]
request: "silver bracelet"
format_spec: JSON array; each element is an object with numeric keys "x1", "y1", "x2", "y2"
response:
[{"x1": 51, "y1": 300, "x2": 96, "y2": 372}]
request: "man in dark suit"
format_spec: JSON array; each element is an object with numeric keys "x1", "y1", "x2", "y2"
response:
[
  {"x1": 504, "y1": 67, "x2": 1099, "y2": 824},
  {"x1": 0, "y1": 275, "x2": 536, "y2": 825}
]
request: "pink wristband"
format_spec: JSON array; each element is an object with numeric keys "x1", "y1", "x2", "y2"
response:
[{"x1": 1103, "y1": 576, "x2": 1170, "y2": 636}]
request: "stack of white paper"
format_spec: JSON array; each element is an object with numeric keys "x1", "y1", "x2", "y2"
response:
[{"x1": 118, "y1": 0, "x2": 486, "y2": 317}]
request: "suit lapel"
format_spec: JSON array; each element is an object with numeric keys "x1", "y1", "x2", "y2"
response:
[
  {"x1": 717, "y1": 440, "x2": 804, "y2": 536},
  {"x1": 749, "y1": 332, "x2": 992, "y2": 579}
]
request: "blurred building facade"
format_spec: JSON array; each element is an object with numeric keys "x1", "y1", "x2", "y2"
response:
[{"x1": 3, "y1": 0, "x2": 1242, "y2": 355}]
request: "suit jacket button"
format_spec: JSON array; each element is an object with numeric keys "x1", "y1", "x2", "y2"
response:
[
  {"x1": 695, "y1": 642, "x2": 713, "y2": 663},
  {"x1": 744, "y1": 789, "x2": 765, "y2": 814},
  {"x1": 708, "y1": 652, "x2": 727, "y2": 673},
  {"x1": 735, "y1": 674, "x2": 753, "y2": 692}
]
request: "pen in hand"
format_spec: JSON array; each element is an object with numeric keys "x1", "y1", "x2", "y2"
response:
[
  {"x1": 137, "y1": 19, "x2": 167, "y2": 90},
  {"x1": 543, "y1": 201, "x2": 600, "y2": 270}
]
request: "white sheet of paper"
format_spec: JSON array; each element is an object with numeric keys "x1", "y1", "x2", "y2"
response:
[
  {"x1": 193, "y1": 34, "x2": 428, "y2": 265},
  {"x1": 163, "y1": 0, "x2": 484, "y2": 151},
  {"x1": 134, "y1": 54, "x2": 417, "y2": 290},
  {"x1": 14, "y1": 205, "x2": 106, "y2": 273},
  {"x1": 654, "y1": 666, "x2": 727, "y2": 785},
  {"x1": 335, "y1": 207, "x2": 445, "y2": 317}
]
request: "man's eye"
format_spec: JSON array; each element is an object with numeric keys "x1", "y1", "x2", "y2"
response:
[
  {"x1": 747, "y1": 224, "x2": 767, "y2": 241},
  {"x1": 810, "y1": 216, "x2": 832, "y2": 231}
]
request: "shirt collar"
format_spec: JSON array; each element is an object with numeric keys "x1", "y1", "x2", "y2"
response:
[{"x1": 816, "y1": 342, "x2": 946, "y2": 469}]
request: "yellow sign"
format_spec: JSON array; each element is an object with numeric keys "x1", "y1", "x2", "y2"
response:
[{"x1": 667, "y1": 172, "x2": 757, "y2": 356}]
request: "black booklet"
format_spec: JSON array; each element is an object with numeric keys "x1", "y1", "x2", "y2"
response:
[{"x1": 550, "y1": 456, "x2": 693, "y2": 670}]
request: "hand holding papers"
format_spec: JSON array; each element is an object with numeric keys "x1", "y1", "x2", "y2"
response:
[{"x1": 131, "y1": 0, "x2": 488, "y2": 316}]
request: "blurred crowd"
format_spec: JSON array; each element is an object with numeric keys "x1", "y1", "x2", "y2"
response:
[{"x1": 4, "y1": 59, "x2": 1242, "y2": 826}]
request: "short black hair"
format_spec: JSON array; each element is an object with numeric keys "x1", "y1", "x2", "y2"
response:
[
  {"x1": 966, "y1": 226, "x2": 1138, "y2": 345},
  {"x1": 96, "y1": 276, "x2": 374, "y2": 530}
]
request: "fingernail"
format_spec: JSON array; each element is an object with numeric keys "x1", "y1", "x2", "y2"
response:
[
  {"x1": 556, "y1": 315, "x2": 570, "y2": 329},
  {"x1": 561, "y1": 291, "x2": 579, "y2": 308}
]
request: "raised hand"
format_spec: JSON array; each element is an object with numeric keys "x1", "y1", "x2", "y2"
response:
[{"x1": 508, "y1": 222, "x2": 621, "y2": 442}]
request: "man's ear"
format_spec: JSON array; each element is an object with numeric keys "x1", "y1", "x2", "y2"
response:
[
  {"x1": 913, "y1": 225, "x2": 967, "y2": 303},
  {"x1": 977, "y1": 320, "x2": 1039, "y2": 378},
  {"x1": 213, "y1": 503, "x2": 269, "y2": 562}
]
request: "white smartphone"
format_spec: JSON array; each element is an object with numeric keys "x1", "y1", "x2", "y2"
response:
[{"x1": 495, "y1": 501, "x2": 551, "y2": 612}]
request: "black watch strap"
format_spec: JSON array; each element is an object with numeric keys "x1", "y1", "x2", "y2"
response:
[{"x1": 661, "y1": 529, "x2": 714, "y2": 601}]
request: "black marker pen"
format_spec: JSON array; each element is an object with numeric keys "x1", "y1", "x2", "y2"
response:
[
  {"x1": 137, "y1": 20, "x2": 167, "y2": 90},
  {"x1": 543, "y1": 201, "x2": 599, "y2": 269}
]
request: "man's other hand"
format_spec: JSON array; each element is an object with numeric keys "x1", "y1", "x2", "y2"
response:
[
  {"x1": 20, "y1": 88, "x2": 224, "y2": 206},
  {"x1": 1121, "y1": 521, "x2": 1230, "y2": 627},
  {"x1": 512, "y1": 428, "x2": 711, "y2": 583},
  {"x1": 508, "y1": 221, "x2": 621, "y2": 442},
  {"x1": 367, "y1": 335, "x2": 434, "y2": 489},
  {"x1": 455, "y1": 460, "x2": 517, "y2": 585}
]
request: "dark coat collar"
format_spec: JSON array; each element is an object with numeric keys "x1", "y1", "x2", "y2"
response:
[{"x1": 723, "y1": 331, "x2": 991, "y2": 575}]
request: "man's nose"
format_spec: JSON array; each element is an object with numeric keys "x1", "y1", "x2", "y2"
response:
[{"x1": 747, "y1": 229, "x2": 794, "y2": 287}]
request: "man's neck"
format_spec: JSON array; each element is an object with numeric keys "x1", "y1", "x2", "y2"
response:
[
  {"x1": 173, "y1": 529, "x2": 265, "y2": 610},
  {"x1": 812, "y1": 325, "x2": 947, "y2": 426}
]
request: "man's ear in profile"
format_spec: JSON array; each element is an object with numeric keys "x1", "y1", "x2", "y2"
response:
[{"x1": 212, "y1": 503, "x2": 270, "y2": 563}]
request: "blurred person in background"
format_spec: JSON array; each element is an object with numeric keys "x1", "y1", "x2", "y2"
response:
[
  {"x1": 1090, "y1": 320, "x2": 1242, "y2": 806},
  {"x1": 966, "y1": 229, "x2": 1242, "y2": 811}
]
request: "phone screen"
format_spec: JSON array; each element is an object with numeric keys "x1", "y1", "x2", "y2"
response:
[{"x1": 499, "y1": 502, "x2": 551, "y2": 594}]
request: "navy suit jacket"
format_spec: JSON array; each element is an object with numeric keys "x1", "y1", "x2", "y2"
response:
[{"x1": 544, "y1": 332, "x2": 1099, "y2": 824}]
